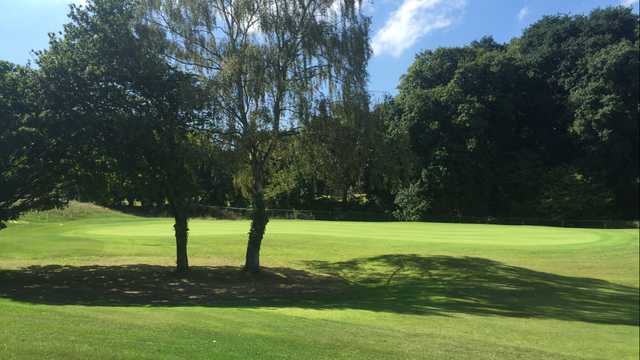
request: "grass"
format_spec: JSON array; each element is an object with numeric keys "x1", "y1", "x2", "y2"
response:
[{"x1": 0, "y1": 202, "x2": 638, "y2": 359}]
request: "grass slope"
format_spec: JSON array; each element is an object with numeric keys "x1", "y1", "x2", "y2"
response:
[{"x1": 0, "y1": 203, "x2": 638, "y2": 359}]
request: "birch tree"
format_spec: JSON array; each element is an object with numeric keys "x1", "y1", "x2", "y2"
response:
[{"x1": 144, "y1": 0, "x2": 370, "y2": 272}]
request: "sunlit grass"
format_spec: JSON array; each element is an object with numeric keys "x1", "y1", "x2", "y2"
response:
[{"x1": 0, "y1": 203, "x2": 637, "y2": 359}]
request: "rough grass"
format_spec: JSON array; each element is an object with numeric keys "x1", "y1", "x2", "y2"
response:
[{"x1": 0, "y1": 203, "x2": 638, "y2": 359}]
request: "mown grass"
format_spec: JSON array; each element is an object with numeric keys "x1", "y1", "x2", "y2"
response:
[{"x1": 0, "y1": 203, "x2": 638, "y2": 359}]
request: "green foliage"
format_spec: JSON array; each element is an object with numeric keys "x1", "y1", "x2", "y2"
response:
[
  {"x1": 0, "y1": 61, "x2": 67, "y2": 229},
  {"x1": 395, "y1": 39, "x2": 554, "y2": 216},
  {"x1": 365, "y1": 97, "x2": 417, "y2": 208},
  {"x1": 38, "y1": 0, "x2": 208, "y2": 211},
  {"x1": 517, "y1": 6, "x2": 639, "y2": 217},
  {"x1": 387, "y1": 7, "x2": 639, "y2": 219},
  {"x1": 144, "y1": 0, "x2": 372, "y2": 270},
  {"x1": 3, "y1": 2, "x2": 638, "y2": 235},
  {"x1": 36, "y1": 0, "x2": 214, "y2": 271},
  {"x1": 297, "y1": 101, "x2": 371, "y2": 204},
  {"x1": 392, "y1": 181, "x2": 428, "y2": 221},
  {"x1": 537, "y1": 166, "x2": 614, "y2": 219},
  {"x1": 568, "y1": 39, "x2": 639, "y2": 215}
]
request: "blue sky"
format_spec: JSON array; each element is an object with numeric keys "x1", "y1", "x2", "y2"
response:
[{"x1": 1, "y1": 0, "x2": 638, "y2": 96}]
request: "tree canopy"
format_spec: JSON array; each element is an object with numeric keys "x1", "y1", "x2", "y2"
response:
[
  {"x1": 0, "y1": 61, "x2": 68, "y2": 229},
  {"x1": 143, "y1": 0, "x2": 371, "y2": 272},
  {"x1": 36, "y1": 0, "x2": 212, "y2": 272},
  {"x1": 383, "y1": 7, "x2": 639, "y2": 220}
]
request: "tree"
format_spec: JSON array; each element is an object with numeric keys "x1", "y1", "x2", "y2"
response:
[
  {"x1": 383, "y1": 7, "x2": 639, "y2": 219},
  {"x1": 519, "y1": 6, "x2": 639, "y2": 218},
  {"x1": 395, "y1": 39, "x2": 557, "y2": 217},
  {"x1": 393, "y1": 181, "x2": 428, "y2": 221},
  {"x1": 298, "y1": 100, "x2": 370, "y2": 207},
  {"x1": 366, "y1": 97, "x2": 417, "y2": 210},
  {"x1": 260, "y1": 98, "x2": 383, "y2": 213},
  {"x1": 0, "y1": 61, "x2": 68, "y2": 230},
  {"x1": 145, "y1": 0, "x2": 370, "y2": 272},
  {"x1": 536, "y1": 166, "x2": 613, "y2": 219},
  {"x1": 569, "y1": 39, "x2": 639, "y2": 218},
  {"x1": 37, "y1": 0, "x2": 209, "y2": 272}
]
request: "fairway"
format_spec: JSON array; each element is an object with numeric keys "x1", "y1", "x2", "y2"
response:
[{"x1": 0, "y1": 204, "x2": 638, "y2": 359}]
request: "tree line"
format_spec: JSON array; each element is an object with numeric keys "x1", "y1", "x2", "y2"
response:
[
  {"x1": 246, "y1": 6, "x2": 638, "y2": 222},
  {"x1": 378, "y1": 7, "x2": 639, "y2": 221},
  {"x1": 1, "y1": 1, "x2": 638, "y2": 273}
]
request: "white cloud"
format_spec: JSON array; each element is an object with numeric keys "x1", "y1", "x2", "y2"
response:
[
  {"x1": 517, "y1": 6, "x2": 529, "y2": 21},
  {"x1": 621, "y1": 0, "x2": 638, "y2": 6},
  {"x1": 372, "y1": 0, "x2": 465, "y2": 58}
]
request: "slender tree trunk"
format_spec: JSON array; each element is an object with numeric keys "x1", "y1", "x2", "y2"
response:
[
  {"x1": 174, "y1": 212, "x2": 189, "y2": 273},
  {"x1": 244, "y1": 185, "x2": 268, "y2": 273}
]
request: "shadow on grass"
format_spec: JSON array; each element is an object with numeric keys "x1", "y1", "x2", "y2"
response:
[{"x1": 0, "y1": 255, "x2": 637, "y2": 326}]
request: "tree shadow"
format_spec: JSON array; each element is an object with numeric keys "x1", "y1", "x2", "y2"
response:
[
  {"x1": 0, "y1": 255, "x2": 637, "y2": 326},
  {"x1": 0, "y1": 265, "x2": 344, "y2": 306},
  {"x1": 306, "y1": 255, "x2": 639, "y2": 326}
]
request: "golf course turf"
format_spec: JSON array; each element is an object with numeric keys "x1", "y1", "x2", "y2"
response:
[{"x1": 0, "y1": 203, "x2": 638, "y2": 359}]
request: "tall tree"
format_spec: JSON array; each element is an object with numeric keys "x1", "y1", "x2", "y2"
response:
[
  {"x1": 37, "y1": 0, "x2": 209, "y2": 272},
  {"x1": 145, "y1": 0, "x2": 370, "y2": 272},
  {"x1": 568, "y1": 39, "x2": 639, "y2": 218},
  {"x1": 519, "y1": 6, "x2": 639, "y2": 218},
  {"x1": 395, "y1": 38, "x2": 557, "y2": 217},
  {"x1": 369, "y1": 96, "x2": 417, "y2": 209},
  {"x1": 385, "y1": 7, "x2": 639, "y2": 220},
  {"x1": 297, "y1": 100, "x2": 370, "y2": 207},
  {"x1": 0, "y1": 61, "x2": 68, "y2": 230}
]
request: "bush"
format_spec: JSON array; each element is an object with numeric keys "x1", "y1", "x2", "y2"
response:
[
  {"x1": 536, "y1": 166, "x2": 614, "y2": 219},
  {"x1": 393, "y1": 182, "x2": 429, "y2": 221}
]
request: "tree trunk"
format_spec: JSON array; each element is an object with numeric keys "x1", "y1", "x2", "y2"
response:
[
  {"x1": 244, "y1": 189, "x2": 268, "y2": 273},
  {"x1": 174, "y1": 213, "x2": 189, "y2": 273}
]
